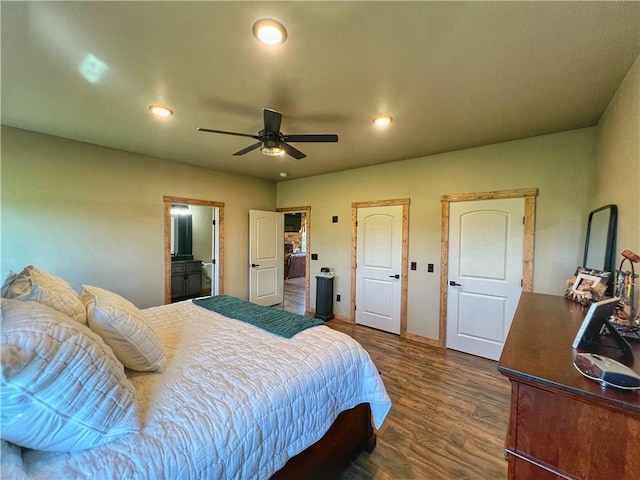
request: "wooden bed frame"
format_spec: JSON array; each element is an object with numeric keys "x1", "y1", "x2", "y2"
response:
[{"x1": 271, "y1": 403, "x2": 376, "y2": 479}]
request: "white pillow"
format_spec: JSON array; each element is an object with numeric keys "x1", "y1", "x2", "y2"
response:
[
  {"x1": 0, "y1": 299, "x2": 138, "y2": 452},
  {"x1": 1, "y1": 440, "x2": 28, "y2": 480},
  {"x1": 1, "y1": 266, "x2": 86, "y2": 325},
  {"x1": 82, "y1": 285, "x2": 166, "y2": 373}
]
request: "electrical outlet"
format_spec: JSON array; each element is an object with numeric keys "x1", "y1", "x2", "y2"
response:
[
  {"x1": 336, "y1": 294, "x2": 341, "y2": 302},
  {"x1": 411, "y1": 262, "x2": 417, "y2": 270},
  {"x1": 332, "y1": 216, "x2": 338, "y2": 223},
  {"x1": 428, "y1": 263, "x2": 434, "y2": 273}
]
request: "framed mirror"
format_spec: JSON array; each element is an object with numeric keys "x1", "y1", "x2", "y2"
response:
[
  {"x1": 583, "y1": 204, "x2": 617, "y2": 275},
  {"x1": 170, "y1": 205, "x2": 193, "y2": 260}
]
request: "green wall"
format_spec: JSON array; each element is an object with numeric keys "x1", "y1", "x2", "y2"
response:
[
  {"x1": 2, "y1": 54, "x2": 636, "y2": 335},
  {"x1": 594, "y1": 55, "x2": 640, "y2": 313},
  {"x1": 1, "y1": 126, "x2": 276, "y2": 308},
  {"x1": 277, "y1": 128, "x2": 598, "y2": 340}
]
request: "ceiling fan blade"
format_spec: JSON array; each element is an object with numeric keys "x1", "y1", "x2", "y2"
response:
[
  {"x1": 263, "y1": 109, "x2": 282, "y2": 134},
  {"x1": 281, "y1": 142, "x2": 306, "y2": 160},
  {"x1": 233, "y1": 142, "x2": 262, "y2": 156},
  {"x1": 282, "y1": 134, "x2": 339, "y2": 143},
  {"x1": 197, "y1": 127, "x2": 259, "y2": 140}
]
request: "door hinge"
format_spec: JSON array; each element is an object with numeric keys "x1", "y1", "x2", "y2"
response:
[
  {"x1": 522, "y1": 216, "x2": 525, "y2": 224},
  {"x1": 521, "y1": 279, "x2": 523, "y2": 287},
  {"x1": 354, "y1": 304, "x2": 356, "y2": 311},
  {"x1": 212, "y1": 220, "x2": 216, "y2": 225},
  {"x1": 212, "y1": 259, "x2": 216, "y2": 265}
]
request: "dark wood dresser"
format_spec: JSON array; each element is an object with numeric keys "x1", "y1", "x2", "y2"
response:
[{"x1": 497, "y1": 293, "x2": 640, "y2": 480}]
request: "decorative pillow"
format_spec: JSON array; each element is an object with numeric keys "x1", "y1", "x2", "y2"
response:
[
  {"x1": 82, "y1": 285, "x2": 166, "y2": 373},
  {"x1": 1, "y1": 266, "x2": 86, "y2": 325},
  {"x1": 1, "y1": 440, "x2": 28, "y2": 480},
  {"x1": 0, "y1": 299, "x2": 138, "y2": 452}
]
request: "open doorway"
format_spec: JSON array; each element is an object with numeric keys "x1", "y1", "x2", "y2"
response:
[
  {"x1": 277, "y1": 206, "x2": 311, "y2": 315},
  {"x1": 163, "y1": 196, "x2": 225, "y2": 304}
]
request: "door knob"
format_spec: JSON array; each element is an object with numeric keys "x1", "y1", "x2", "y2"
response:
[
  {"x1": 449, "y1": 281, "x2": 462, "y2": 287},
  {"x1": 250, "y1": 263, "x2": 260, "y2": 268},
  {"x1": 389, "y1": 274, "x2": 400, "y2": 279}
]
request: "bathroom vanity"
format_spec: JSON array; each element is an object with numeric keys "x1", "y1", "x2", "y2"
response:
[{"x1": 171, "y1": 260, "x2": 202, "y2": 301}]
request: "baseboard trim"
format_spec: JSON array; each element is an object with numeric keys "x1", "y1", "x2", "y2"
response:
[
  {"x1": 333, "y1": 314, "x2": 353, "y2": 323},
  {"x1": 404, "y1": 332, "x2": 441, "y2": 348}
]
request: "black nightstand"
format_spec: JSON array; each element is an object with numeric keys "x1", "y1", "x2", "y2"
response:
[{"x1": 314, "y1": 275, "x2": 334, "y2": 321}]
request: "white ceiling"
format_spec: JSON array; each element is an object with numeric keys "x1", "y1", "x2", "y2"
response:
[{"x1": 2, "y1": 1, "x2": 639, "y2": 182}]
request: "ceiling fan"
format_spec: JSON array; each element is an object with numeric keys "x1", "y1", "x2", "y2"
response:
[{"x1": 197, "y1": 108, "x2": 338, "y2": 160}]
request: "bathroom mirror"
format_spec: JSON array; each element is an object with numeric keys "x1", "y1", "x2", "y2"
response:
[
  {"x1": 171, "y1": 212, "x2": 193, "y2": 260},
  {"x1": 583, "y1": 204, "x2": 617, "y2": 274}
]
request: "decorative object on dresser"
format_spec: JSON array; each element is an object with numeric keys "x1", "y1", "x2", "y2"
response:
[
  {"x1": 571, "y1": 296, "x2": 631, "y2": 362},
  {"x1": 498, "y1": 293, "x2": 640, "y2": 480},
  {"x1": 614, "y1": 249, "x2": 639, "y2": 322},
  {"x1": 573, "y1": 352, "x2": 640, "y2": 390},
  {"x1": 564, "y1": 267, "x2": 611, "y2": 305}
]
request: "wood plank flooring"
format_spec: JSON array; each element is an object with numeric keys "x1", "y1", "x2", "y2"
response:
[
  {"x1": 327, "y1": 320, "x2": 510, "y2": 480},
  {"x1": 281, "y1": 279, "x2": 511, "y2": 479},
  {"x1": 283, "y1": 276, "x2": 306, "y2": 315}
]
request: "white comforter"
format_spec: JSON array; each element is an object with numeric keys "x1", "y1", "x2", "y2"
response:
[{"x1": 2, "y1": 300, "x2": 391, "y2": 479}]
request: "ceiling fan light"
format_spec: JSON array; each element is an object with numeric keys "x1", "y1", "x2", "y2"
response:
[
  {"x1": 373, "y1": 114, "x2": 393, "y2": 126},
  {"x1": 253, "y1": 19, "x2": 287, "y2": 45},
  {"x1": 261, "y1": 145, "x2": 285, "y2": 156}
]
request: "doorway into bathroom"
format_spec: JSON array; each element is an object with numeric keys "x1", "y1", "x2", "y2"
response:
[
  {"x1": 277, "y1": 206, "x2": 310, "y2": 316},
  {"x1": 163, "y1": 196, "x2": 224, "y2": 304}
]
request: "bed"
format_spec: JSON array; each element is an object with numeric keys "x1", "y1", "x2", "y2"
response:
[{"x1": 1, "y1": 267, "x2": 391, "y2": 480}]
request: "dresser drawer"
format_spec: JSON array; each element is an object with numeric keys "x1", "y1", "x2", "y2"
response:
[
  {"x1": 510, "y1": 456, "x2": 563, "y2": 480},
  {"x1": 171, "y1": 263, "x2": 186, "y2": 274},
  {"x1": 185, "y1": 262, "x2": 202, "y2": 273},
  {"x1": 512, "y1": 383, "x2": 640, "y2": 480}
]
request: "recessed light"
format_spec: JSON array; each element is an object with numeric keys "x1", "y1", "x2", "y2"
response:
[
  {"x1": 280, "y1": 172, "x2": 288, "y2": 178},
  {"x1": 253, "y1": 18, "x2": 287, "y2": 45},
  {"x1": 373, "y1": 114, "x2": 393, "y2": 126},
  {"x1": 149, "y1": 104, "x2": 173, "y2": 117}
]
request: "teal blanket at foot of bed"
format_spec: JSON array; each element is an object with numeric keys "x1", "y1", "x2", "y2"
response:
[{"x1": 192, "y1": 295, "x2": 325, "y2": 338}]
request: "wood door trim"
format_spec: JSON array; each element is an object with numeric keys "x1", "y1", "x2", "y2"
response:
[
  {"x1": 163, "y1": 196, "x2": 225, "y2": 304},
  {"x1": 351, "y1": 199, "x2": 410, "y2": 337},
  {"x1": 277, "y1": 206, "x2": 311, "y2": 314},
  {"x1": 439, "y1": 188, "x2": 537, "y2": 347}
]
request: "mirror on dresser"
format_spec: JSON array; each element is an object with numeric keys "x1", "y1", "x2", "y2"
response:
[
  {"x1": 583, "y1": 204, "x2": 617, "y2": 274},
  {"x1": 583, "y1": 204, "x2": 617, "y2": 295}
]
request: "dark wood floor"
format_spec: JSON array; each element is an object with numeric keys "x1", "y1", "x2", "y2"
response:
[
  {"x1": 283, "y1": 276, "x2": 307, "y2": 315},
  {"x1": 282, "y1": 276, "x2": 511, "y2": 480}
]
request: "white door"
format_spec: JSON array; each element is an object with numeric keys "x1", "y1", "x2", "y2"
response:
[
  {"x1": 355, "y1": 205, "x2": 402, "y2": 334},
  {"x1": 446, "y1": 198, "x2": 524, "y2": 360},
  {"x1": 211, "y1": 207, "x2": 219, "y2": 296},
  {"x1": 249, "y1": 210, "x2": 284, "y2": 306}
]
